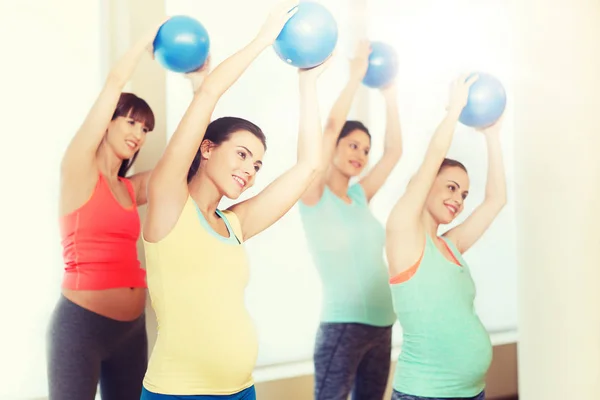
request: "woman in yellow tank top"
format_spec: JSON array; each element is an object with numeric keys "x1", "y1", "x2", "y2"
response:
[{"x1": 141, "y1": 1, "x2": 334, "y2": 399}]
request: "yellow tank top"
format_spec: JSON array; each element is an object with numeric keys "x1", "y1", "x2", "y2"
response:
[{"x1": 142, "y1": 196, "x2": 257, "y2": 395}]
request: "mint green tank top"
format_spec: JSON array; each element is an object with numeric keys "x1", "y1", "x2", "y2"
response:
[
  {"x1": 390, "y1": 234, "x2": 492, "y2": 397},
  {"x1": 298, "y1": 183, "x2": 396, "y2": 327}
]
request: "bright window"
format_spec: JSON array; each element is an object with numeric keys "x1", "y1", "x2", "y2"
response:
[{"x1": 0, "y1": 1, "x2": 103, "y2": 399}]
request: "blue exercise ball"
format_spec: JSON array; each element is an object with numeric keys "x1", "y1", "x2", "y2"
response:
[
  {"x1": 153, "y1": 16, "x2": 210, "y2": 74},
  {"x1": 363, "y1": 41, "x2": 399, "y2": 89},
  {"x1": 459, "y1": 73, "x2": 507, "y2": 128},
  {"x1": 273, "y1": 1, "x2": 338, "y2": 69}
]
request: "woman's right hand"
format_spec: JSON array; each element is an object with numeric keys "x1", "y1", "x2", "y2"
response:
[
  {"x1": 255, "y1": 0, "x2": 300, "y2": 46},
  {"x1": 447, "y1": 73, "x2": 478, "y2": 114},
  {"x1": 349, "y1": 39, "x2": 371, "y2": 80}
]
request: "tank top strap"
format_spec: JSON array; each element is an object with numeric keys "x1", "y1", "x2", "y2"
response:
[
  {"x1": 220, "y1": 210, "x2": 244, "y2": 243},
  {"x1": 118, "y1": 176, "x2": 137, "y2": 206}
]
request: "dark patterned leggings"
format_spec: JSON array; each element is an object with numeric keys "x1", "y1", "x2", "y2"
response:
[{"x1": 314, "y1": 322, "x2": 393, "y2": 400}]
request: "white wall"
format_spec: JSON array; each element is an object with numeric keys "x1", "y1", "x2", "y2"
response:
[{"x1": 0, "y1": 1, "x2": 103, "y2": 399}]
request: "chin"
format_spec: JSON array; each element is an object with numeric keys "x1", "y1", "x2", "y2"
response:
[
  {"x1": 342, "y1": 167, "x2": 362, "y2": 178},
  {"x1": 118, "y1": 148, "x2": 136, "y2": 160}
]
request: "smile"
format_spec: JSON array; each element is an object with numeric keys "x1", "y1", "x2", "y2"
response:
[{"x1": 233, "y1": 175, "x2": 246, "y2": 188}]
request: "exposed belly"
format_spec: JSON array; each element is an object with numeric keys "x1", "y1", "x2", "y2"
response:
[{"x1": 62, "y1": 287, "x2": 146, "y2": 321}]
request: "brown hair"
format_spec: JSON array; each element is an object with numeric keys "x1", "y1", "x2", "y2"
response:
[
  {"x1": 338, "y1": 120, "x2": 371, "y2": 144},
  {"x1": 187, "y1": 117, "x2": 266, "y2": 183},
  {"x1": 438, "y1": 158, "x2": 467, "y2": 174},
  {"x1": 111, "y1": 93, "x2": 155, "y2": 177}
]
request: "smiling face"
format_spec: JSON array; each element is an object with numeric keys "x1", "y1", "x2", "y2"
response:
[
  {"x1": 201, "y1": 130, "x2": 266, "y2": 200},
  {"x1": 425, "y1": 165, "x2": 470, "y2": 224},
  {"x1": 105, "y1": 114, "x2": 150, "y2": 160},
  {"x1": 332, "y1": 129, "x2": 371, "y2": 178}
]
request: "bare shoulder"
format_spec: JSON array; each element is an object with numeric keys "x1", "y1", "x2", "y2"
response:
[
  {"x1": 59, "y1": 164, "x2": 100, "y2": 216},
  {"x1": 143, "y1": 185, "x2": 190, "y2": 243}
]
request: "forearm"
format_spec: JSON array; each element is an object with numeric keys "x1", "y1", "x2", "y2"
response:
[
  {"x1": 297, "y1": 77, "x2": 322, "y2": 170},
  {"x1": 326, "y1": 73, "x2": 362, "y2": 129},
  {"x1": 199, "y1": 38, "x2": 268, "y2": 98},
  {"x1": 428, "y1": 108, "x2": 461, "y2": 157},
  {"x1": 382, "y1": 94, "x2": 402, "y2": 156},
  {"x1": 189, "y1": 74, "x2": 206, "y2": 94},
  {"x1": 106, "y1": 40, "x2": 149, "y2": 88},
  {"x1": 484, "y1": 133, "x2": 507, "y2": 204}
]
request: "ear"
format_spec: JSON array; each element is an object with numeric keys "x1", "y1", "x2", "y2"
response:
[{"x1": 200, "y1": 139, "x2": 214, "y2": 160}]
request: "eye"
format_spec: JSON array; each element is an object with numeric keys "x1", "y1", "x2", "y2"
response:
[
  {"x1": 254, "y1": 165, "x2": 261, "y2": 172},
  {"x1": 364, "y1": 149, "x2": 369, "y2": 156},
  {"x1": 350, "y1": 143, "x2": 358, "y2": 149},
  {"x1": 238, "y1": 151, "x2": 247, "y2": 159},
  {"x1": 448, "y1": 184, "x2": 456, "y2": 192},
  {"x1": 143, "y1": 128, "x2": 149, "y2": 134},
  {"x1": 127, "y1": 120, "x2": 135, "y2": 125},
  {"x1": 462, "y1": 193, "x2": 468, "y2": 200}
]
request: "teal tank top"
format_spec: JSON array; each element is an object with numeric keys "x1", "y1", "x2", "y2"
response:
[
  {"x1": 299, "y1": 183, "x2": 396, "y2": 327},
  {"x1": 390, "y1": 234, "x2": 492, "y2": 397}
]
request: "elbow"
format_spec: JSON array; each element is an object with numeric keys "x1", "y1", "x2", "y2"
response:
[
  {"x1": 487, "y1": 194, "x2": 507, "y2": 211},
  {"x1": 384, "y1": 146, "x2": 403, "y2": 162},
  {"x1": 105, "y1": 71, "x2": 128, "y2": 89},
  {"x1": 194, "y1": 79, "x2": 222, "y2": 101}
]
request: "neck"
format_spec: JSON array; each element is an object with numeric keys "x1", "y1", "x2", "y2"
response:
[
  {"x1": 96, "y1": 139, "x2": 125, "y2": 179},
  {"x1": 325, "y1": 166, "x2": 351, "y2": 196},
  {"x1": 421, "y1": 210, "x2": 441, "y2": 239},
  {"x1": 188, "y1": 170, "x2": 223, "y2": 217}
]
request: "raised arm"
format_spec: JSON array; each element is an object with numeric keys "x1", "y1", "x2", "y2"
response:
[
  {"x1": 443, "y1": 117, "x2": 507, "y2": 253},
  {"x1": 230, "y1": 58, "x2": 333, "y2": 240},
  {"x1": 300, "y1": 40, "x2": 370, "y2": 205},
  {"x1": 147, "y1": 0, "x2": 299, "y2": 207},
  {"x1": 60, "y1": 22, "x2": 162, "y2": 182},
  {"x1": 386, "y1": 74, "x2": 476, "y2": 275},
  {"x1": 386, "y1": 74, "x2": 477, "y2": 231},
  {"x1": 359, "y1": 83, "x2": 403, "y2": 201}
]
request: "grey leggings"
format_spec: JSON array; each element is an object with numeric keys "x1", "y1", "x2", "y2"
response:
[
  {"x1": 314, "y1": 322, "x2": 392, "y2": 400},
  {"x1": 46, "y1": 295, "x2": 148, "y2": 400},
  {"x1": 391, "y1": 390, "x2": 485, "y2": 400}
]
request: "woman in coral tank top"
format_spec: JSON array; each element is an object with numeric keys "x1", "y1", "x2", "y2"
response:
[{"x1": 46, "y1": 20, "x2": 171, "y2": 400}]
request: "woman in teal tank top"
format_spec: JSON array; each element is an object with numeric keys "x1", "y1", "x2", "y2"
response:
[
  {"x1": 298, "y1": 40, "x2": 403, "y2": 400},
  {"x1": 385, "y1": 74, "x2": 507, "y2": 400}
]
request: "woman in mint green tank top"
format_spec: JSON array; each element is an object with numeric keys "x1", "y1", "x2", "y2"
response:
[
  {"x1": 385, "y1": 74, "x2": 507, "y2": 400},
  {"x1": 298, "y1": 40, "x2": 403, "y2": 400}
]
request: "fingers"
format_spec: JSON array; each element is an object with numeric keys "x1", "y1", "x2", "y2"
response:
[
  {"x1": 464, "y1": 73, "x2": 479, "y2": 87},
  {"x1": 274, "y1": 0, "x2": 300, "y2": 18}
]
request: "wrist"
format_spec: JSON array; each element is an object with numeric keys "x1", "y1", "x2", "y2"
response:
[
  {"x1": 299, "y1": 75, "x2": 318, "y2": 88},
  {"x1": 252, "y1": 35, "x2": 274, "y2": 51},
  {"x1": 446, "y1": 106, "x2": 463, "y2": 120}
]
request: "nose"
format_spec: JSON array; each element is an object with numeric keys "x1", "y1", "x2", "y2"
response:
[
  {"x1": 133, "y1": 125, "x2": 145, "y2": 139},
  {"x1": 353, "y1": 148, "x2": 366, "y2": 163},
  {"x1": 453, "y1": 192, "x2": 463, "y2": 205},
  {"x1": 242, "y1": 161, "x2": 255, "y2": 177}
]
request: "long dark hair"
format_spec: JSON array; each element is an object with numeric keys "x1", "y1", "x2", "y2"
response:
[
  {"x1": 111, "y1": 93, "x2": 155, "y2": 177},
  {"x1": 187, "y1": 117, "x2": 266, "y2": 183}
]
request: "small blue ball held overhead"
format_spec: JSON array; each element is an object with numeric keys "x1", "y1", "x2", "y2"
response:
[
  {"x1": 153, "y1": 15, "x2": 210, "y2": 74},
  {"x1": 273, "y1": 1, "x2": 338, "y2": 69},
  {"x1": 362, "y1": 42, "x2": 399, "y2": 89},
  {"x1": 459, "y1": 73, "x2": 506, "y2": 128}
]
